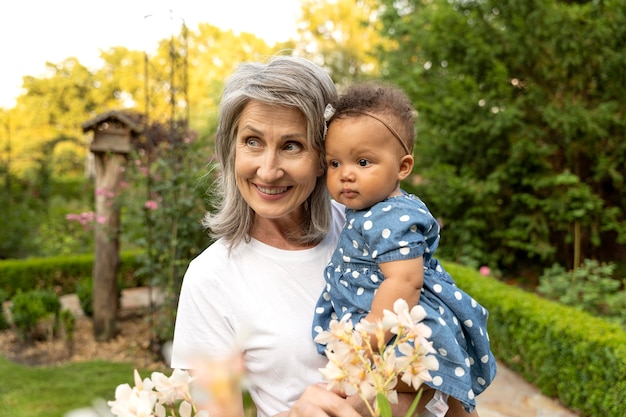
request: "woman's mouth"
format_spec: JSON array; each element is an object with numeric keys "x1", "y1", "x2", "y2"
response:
[{"x1": 256, "y1": 185, "x2": 290, "y2": 195}]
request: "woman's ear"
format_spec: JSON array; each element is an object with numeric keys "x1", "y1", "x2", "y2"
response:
[{"x1": 398, "y1": 154, "x2": 414, "y2": 181}]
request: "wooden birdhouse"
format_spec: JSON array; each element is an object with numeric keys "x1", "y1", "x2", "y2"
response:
[
  {"x1": 82, "y1": 110, "x2": 142, "y2": 154},
  {"x1": 81, "y1": 110, "x2": 143, "y2": 341}
]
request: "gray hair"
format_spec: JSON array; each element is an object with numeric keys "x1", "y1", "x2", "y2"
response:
[{"x1": 203, "y1": 55, "x2": 337, "y2": 249}]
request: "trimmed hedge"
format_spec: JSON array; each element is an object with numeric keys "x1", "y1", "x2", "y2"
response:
[
  {"x1": 446, "y1": 261, "x2": 626, "y2": 417},
  {"x1": 0, "y1": 251, "x2": 143, "y2": 299}
]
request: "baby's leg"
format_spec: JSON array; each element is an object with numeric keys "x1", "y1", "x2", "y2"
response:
[
  {"x1": 444, "y1": 397, "x2": 479, "y2": 416},
  {"x1": 401, "y1": 384, "x2": 479, "y2": 416},
  {"x1": 416, "y1": 391, "x2": 479, "y2": 417}
]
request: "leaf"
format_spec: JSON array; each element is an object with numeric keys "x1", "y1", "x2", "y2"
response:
[
  {"x1": 404, "y1": 389, "x2": 423, "y2": 417},
  {"x1": 376, "y1": 393, "x2": 393, "y2": 417}
]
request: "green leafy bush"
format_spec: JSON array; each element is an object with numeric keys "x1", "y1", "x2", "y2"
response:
[
  {"x1": 0, "y1": 289, "x2": 8, "y2": 330},
  {"x1": 537, "y1": 259, "x2": 626, "y2": 328},
  {"x1": 76, "y1": 277, "x2": 93, "y2": 317},
  {"x1": 10, "y1": 289, "x2": 61, "y2": 342},
  {"x1": 0, "y1": 310, "x2": 8, "y2": 331},
  {"x1": 59, "y1": 309, "x2": 76, "y2": 344}
]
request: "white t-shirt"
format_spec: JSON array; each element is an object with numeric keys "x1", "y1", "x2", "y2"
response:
[{"x1": 171, "y1": 201, "x2": 344, "y2": 417}]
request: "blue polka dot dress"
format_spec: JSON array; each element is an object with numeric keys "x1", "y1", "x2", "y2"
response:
[{"x1": 312, "y1": 191, "x2": 497, "y2": 412}]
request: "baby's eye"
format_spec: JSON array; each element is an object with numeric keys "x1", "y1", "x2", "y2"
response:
[
  {"x1": 329, "y1": 160, "x2": 340, "y2": 168},
  {"x1": 358, "y1": 159, "x2": 370, "y2": 167}
]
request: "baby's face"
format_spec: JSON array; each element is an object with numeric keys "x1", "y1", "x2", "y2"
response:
[{"x1": 324, "y1": 115, "x2": 407, "y2": 210}]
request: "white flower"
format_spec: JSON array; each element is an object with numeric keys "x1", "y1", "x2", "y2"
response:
[
  {"x1": 107, "y1": 381, "x2": 157, "y2": 417},
  {"x1": 399, "y1": 354, "x2": 439, "y2": 390},
  {"x1": 152, "y1": 369, "x2": 193, "y2": 404},
  {"x1": 318, "y1": 299, "x2": 436, "y2": 417},
  {"x1": 107, "y1": 368, "x2": 207, "y2": 417}
]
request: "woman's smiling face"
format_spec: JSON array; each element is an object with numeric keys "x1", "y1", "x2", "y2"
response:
[{"x1": 234, "y1": 100, "x2": 323, "y2": 223}]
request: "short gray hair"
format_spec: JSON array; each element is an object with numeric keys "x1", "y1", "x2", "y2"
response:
[{"x1": 203, "y1": 55, "x2": 337, "y2": 249}]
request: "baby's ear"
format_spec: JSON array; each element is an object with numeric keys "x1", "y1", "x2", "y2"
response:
[{"x1": 398, "y1": 154, "x2": 414, "y2": 180}]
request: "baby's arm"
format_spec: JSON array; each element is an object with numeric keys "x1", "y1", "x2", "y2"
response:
[{"x1": 364, "y1": 256, "x2": 424, "y2": 349}]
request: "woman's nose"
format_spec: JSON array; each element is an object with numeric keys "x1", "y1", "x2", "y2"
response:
[{"x1": 257, "y1": 152, "x2": 284, "y2": 182}]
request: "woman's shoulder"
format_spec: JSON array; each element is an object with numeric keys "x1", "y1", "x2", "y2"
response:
[
  {"x1": 186, "y1": 238, "x2": 231, "y2": 275},
  {"x1": 331, "y1": 199, "x2": 346, "y2": 221},
  {"x1": 329, "y1": 198, "x2": 346, "y2": 231}
]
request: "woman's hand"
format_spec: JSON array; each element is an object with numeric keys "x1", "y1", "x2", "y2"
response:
[
  {"x1": 275, "y1": 384, "x2": 431, "y2": 417},
  {"x1": 278, "y1": 384, "x2": 363, "y2": 417},
  {"x1": 346, "y1": 390, "x2": 432, "y2": 417}
]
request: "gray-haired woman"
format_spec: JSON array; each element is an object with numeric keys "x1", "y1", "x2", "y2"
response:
[{"x1": 171, "y1": 55, "x2": 417, "y2": 417}]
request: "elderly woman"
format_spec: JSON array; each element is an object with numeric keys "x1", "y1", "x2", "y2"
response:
[{"x1": 171, "y1": 56, "x2": 419, "y2": 417}]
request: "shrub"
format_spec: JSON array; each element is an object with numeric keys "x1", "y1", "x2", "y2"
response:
[
  {"x1": 0, "y1": 250, "x2": 144, "y2": 299},
  {"x1": 447, "y1": 261, "x2": 626, "y2": 417},
  {"x1": 10, "y1": 289, "x2": 61, "y2": 342},
  {"x1": 537, "y1": 259, "x2": 626, "y2": 328},
  {"x1": 0, "y1": 289, "x2": 8, "y2": 330},
  {"x1": 60, "y1": 308, "x2": 76, "y2": 344},
  {"x1": 0, "y1": 309, "x2": 8, "y2": 331},
  {"x1": 76, "y1": 277, "x2": 94, "y2": 317}
]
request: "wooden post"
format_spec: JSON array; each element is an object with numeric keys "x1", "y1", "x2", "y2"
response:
[
  {"x1": 82, "y1": 111, "x2": 141, "y2": 341},
  {"x1": 92, "y1": 152, "x2": 124, "y2": 340}
]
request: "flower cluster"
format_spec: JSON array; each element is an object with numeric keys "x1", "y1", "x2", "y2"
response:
[
  {"x1": 107, "y1": 369, "x2": 207, "y2": 417},
  {"x1": 66, "y1": 211, "x2": 107, "y2": 230},
  {"x1": 314, "y1": 299, "x2": 439, "y2": 417}
]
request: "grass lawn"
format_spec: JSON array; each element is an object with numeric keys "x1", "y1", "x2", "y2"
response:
[
  {"x1": 0, "y1": 355, "x2": 257, "y2": 417},
  {"x1": 0, "y1": 355, "x2": 163, "y2": 417}
]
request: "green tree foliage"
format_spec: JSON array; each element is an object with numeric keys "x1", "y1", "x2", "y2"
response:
[
  {"x1": 185, "y1": 23, "x2": 277, "y2": 134},
  {"x1": 1, "y1": 22, "x2": 279, "y2": 180},
  {"x1": 0, "y1": 23, "x2": 280, "y2": 261},
  {"x1": 296, "y1": 0, "x2": 385, "y2": 85},
  {"x1": 377, "y1": 0, "x2": 626, "y2": 274},
  {"x1": 7, "y1": 58, "x2": 103, "y2": 178}
]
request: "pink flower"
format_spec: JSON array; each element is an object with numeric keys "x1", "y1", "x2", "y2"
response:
[
  {"x1": 479, "y1": 266, "x2": 491, "y2": 276},
  {"x1": 66, "y1": 212, "x2": 97, "y2": 230},
  {"x1": 144, "y1": 200, "x2": 158, "y2": 211},
  {"x1": 95, "y1": 188, "x2": 116, "y2": 199}
]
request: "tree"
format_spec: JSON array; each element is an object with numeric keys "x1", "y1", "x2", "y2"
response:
[
  {"x1": 7, "y1": 58, "x2": 102, "y2": 178},
  {"x1": 377, "y1": 0, "x2": 626, "y2": 274},
  {"x1": 295, "y1": 0, "x2": 385, "y2": 85},
  {"x1": 184, "y1": 23, "x2": 277, "y2": 135}
]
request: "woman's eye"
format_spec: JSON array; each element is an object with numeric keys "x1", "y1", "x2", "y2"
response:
[
  {"x1": 246, "y1": 138, "x2": 260, "y2": 147},
  {"x1": 358, "y1": 159, "x2": 370, "y2": 167},
  {"x1": 284, "y1": 141, "x2": 303, "y2": 151}
]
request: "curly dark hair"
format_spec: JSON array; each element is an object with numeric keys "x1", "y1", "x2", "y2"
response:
[{"x1": 328, "y1": 82, "x2": 417, "y2": 154}]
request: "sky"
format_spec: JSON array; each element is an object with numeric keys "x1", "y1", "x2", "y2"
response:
[{"x1": 0, "y1": 0, "x2": 301, "y2": 108}]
